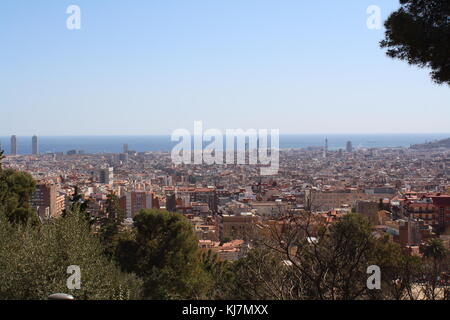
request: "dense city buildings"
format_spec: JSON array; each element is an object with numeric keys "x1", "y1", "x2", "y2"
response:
[{"x1": 2, "y1": 140, "x2": 450, "y2": 260}]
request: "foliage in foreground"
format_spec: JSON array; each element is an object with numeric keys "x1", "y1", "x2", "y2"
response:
[
  {"x1": 115, "y1": 209, "x2": 212, "y2": 299},
  {"x1": 222, "y1": 214, "x2": 449, "y2": 300},
  {"x1": 0, "y1": 210, "x2": 142, "y2": 300}
]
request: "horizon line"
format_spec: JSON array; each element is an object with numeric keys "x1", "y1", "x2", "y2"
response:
[{"x1": 1, "y1": 133, "x2": 450, "y2": 138}]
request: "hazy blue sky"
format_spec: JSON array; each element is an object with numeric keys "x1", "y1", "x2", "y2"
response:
[{"x1": 1, "y1": 0, "x2": 449, "y2": 135}]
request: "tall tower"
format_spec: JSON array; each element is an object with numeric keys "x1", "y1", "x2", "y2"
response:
[
  {"x1": 323, "y1": 138, "x2": 328, "y2": 158},
  {"x1": 346, "y1": 141, "x2": 353, "y2": 153},
  {"x1": 99, "y1": 167, "x2": 114, "y2": 184},
  {"x1": 32, "y1": 135, "x2": 39, "y2": 155},
  {"x1": 123, "y1": 143, "x2": 129, "y2": 154},
  {"x1": 10, "y1": 135, "x2": 17, "y2": 155}
]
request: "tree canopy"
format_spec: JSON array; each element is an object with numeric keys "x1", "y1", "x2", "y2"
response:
[
  {"x1": 0, "y1": 209, "x2": 142, "y2": 300},
  {"x1": 380, "y1": 0, "x2": 450, "y2": 85},
  {"x1": 227, "y1": 213, "x2": 439, "y2": 300},
  {"x1": 115, "y1": 209, "x2": 211, "y2": 299},
  {"x1": 0, "y1": 168, "x2": 38, "y2": 225}
]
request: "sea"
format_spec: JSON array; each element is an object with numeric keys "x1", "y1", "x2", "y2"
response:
[{"x1": 0, "y1": 134, "x2": 449, "y2": 155}]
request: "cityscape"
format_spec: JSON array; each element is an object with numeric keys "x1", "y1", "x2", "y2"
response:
[
  {"x1": 1, "y1": 132, "x2": 449, "y2": 300},
  {"x1": 0, "y1": 0, "x2": 449, "y2": 310}
]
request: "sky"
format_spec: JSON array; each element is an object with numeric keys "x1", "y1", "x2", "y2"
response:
[{"x1": 1, "y1": 0, "x2": 449, "y2": 136}]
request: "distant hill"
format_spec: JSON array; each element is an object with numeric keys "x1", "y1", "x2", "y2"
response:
[{"x1": 411, "y1": 138, "x2": 450, "y2": 149}]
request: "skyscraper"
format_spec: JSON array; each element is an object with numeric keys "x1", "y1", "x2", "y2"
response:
[
  {"x1": 323, "y1": 138, "x2": 328, "y2": 158},
  {"x1": 10, "y1": 135, "x2": 17, "y2": 155},
  {"x1": 32, "y1": 135, "x2": 39, "y2": 155},
  {"x1": 346, "y1": 141, "x2": 353, "y2": 153},
  {"x1": 123, "y1": 143, "x2": 129, "y2": 153},
  {"x1": 99, "y1": 167, "x2": 114, "y2": 184}
]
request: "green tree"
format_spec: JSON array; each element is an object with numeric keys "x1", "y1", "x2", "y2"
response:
[
  {"x1": 423, "y1": 238, "x2": 447, "y2": 261},
  {"x1": 0, "y1": 208, "x2": 142, "y2": 300},
  {"x1": 63, "y1": 186, "x2": 93, "y2": 224},
  {"x1": 227, "y1": 247, "x2": 299, "y2": 300},
  {"x1": 0, "y1": 169, "x2": 36, "y2": 207},
  {"x1": 116, "y1": 209, "x2": 211, "y2": 299},
  {"x1": 0, "y1": 169, "x2": 37, "y2": 225},
  {"x1": 367, "y1": 236, "x2": 423, "y2": 300},
  {"x1": 7, "y1": 207, "x2": 40, "y2": 226},
  {"x1": 0, "y1": 150, "x2": 4, "y2": 171},
  {"x1": 421, "y1": 238, "x2": 448, "y2": 300},
  {"x1": 200, "y1": 249, "x2": 235, "y2": 299},
  {"x1": 99, "y1": 193, "x2": 126, "y2": 257},
  {"x1": 380, "y1": 0, "x2": 450, "y2": 85},
  {"x1": 230, "y1": 213, "x2": 423, "y2": 300}
]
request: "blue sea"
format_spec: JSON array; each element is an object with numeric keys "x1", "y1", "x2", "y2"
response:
[{"x1": 0, "y1": 134, "x2": 449, "y2": 155}]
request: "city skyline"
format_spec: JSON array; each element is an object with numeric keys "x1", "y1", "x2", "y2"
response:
[
  {"x1": 1, "y1": 0, "x2": 449, "y2": 304},
  {"x1": 1, "y1": 133, "x2": 449, "y2": 155}
]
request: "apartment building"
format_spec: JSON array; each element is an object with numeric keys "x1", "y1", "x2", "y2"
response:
[
  {"x1": 305, "y1": 188, "x2": 395, "y2": 211},
  {"x1": 31, "y1": 183, "x2": 65, "y2": 219},
  {"x1": 217, "y1": 212, "x2": 260, "y2": 241},
  {"x1": 405, "y1": 194, "x2": 450, "y2": 231},
  {"x1": 120, "y1": 191, "x2": 153, "y2": 219}
]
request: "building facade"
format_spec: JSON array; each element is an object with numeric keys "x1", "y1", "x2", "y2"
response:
[
  {"x1": 31, "y1": 183, "x2": 65, "y2": 219},
  {"x1": 32, "y1": 135, "x2": 39, "y2": 155},
  {"x1": 10, "y1": 135, "x2": 17, "y2": 155},
  {"x1": 406, "y1": 195, "x2": 450, "y2": 231},
  {"x1": 121, "y1": 191, "x2": 153, "y2": 219},
  {"x1": 99, "y1": 167, "x2": 114, "y2": 184}
]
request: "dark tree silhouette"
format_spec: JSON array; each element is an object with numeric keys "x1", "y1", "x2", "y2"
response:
[
  {"x1": 115, "y1": 209, "x2": 210, "y2": 299},
  {"x1": 99, "y1": 193, "x2": 125, "y2": 256},
  {"x1": 0, "y1": 169, "x2": 37, "y2": 223},
  {"x1": 63, "y1": 186, "x2": 92, "y2": 224},
  {"x1": 0, "y1": 150, "x2": 4, "y2": 171},
  {"x1": 380, "y1": 0, "x2": 450, "y2": 85},
  {"x1": 421, "y1": 238, "x2": 448, "y2": 300}
]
